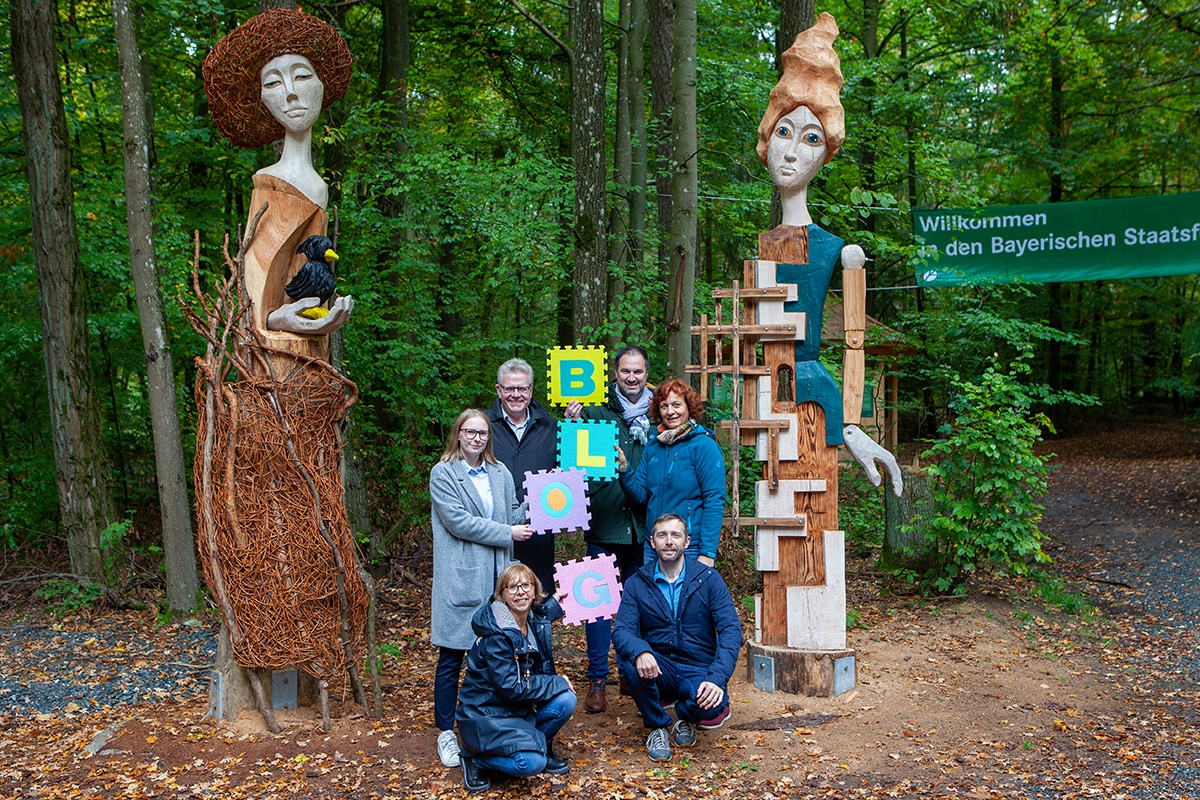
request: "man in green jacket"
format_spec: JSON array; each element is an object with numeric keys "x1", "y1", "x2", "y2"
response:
[{"x1": 566, "y1": 345, "x2": 654, "y2": 713}]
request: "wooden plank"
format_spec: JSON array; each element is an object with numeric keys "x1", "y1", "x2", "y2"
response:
[
  {"x1": 843, "y1": 268, "x2": 866, "y2": 331},
  {"x1": 731, "y1": 516, "x2": 809, "y2": 527},
  {"x1": 696, "y1": 313, "x2": 710, "y2": 401},
  {"x1": 786, "y1": 531, "x2": 846, "y2": 650},
  {"x1": 760, "y1": 582, "x2": 788, "y2": 647},
  {"x1": 687, "y1": 365, "x2": 771, "y2": 376},
  {"x1": 842, "y1": 348, "x2": 865, "y2": 426},
  {"x1": 719, "y1": 418, "x2": 788, "y2": 430},
  {"x1": 711, "y1": 286, "x2": 790, "y2": 299},
  {"x1": 758, "y1": 225, "x2": 809, "y2": 264},
  {"x1": 688, "y1": 323, "x2": 797, "y2": 335},
  {"x1": 740, "y1": 261, "x2": 758, "y2": 446}
]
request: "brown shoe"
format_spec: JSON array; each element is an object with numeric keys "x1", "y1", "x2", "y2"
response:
[
  {"x1": 584, "y1": 681, "x2": 607, "y2": 713},
  {"x1": 618, "y1": 675, "x2": 631, "y2": 696}
]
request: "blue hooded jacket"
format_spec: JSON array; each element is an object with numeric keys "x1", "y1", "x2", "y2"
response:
[
  {"x1": 618, "y1": 423, "x2": 727, "y2": 558},
  {"x1": 455, "y1": 597, "x2": 569, "y2": 757},
  {"x1": 611, "y1": 557, "x2": 743, "y2": 689}
]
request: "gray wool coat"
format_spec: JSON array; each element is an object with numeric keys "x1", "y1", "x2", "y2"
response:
[{"x1": 430, "y1": 458, "x2": 522, "y2": 651}]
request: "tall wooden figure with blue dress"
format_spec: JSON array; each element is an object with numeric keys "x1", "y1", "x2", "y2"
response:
[{"x1": 743, "y1": 13, "x2": 903, "y2": 695}]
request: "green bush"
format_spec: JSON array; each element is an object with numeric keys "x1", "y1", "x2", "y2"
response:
[{"x1": 904, "y1": 357, "x2": 1057, "y2": 594}]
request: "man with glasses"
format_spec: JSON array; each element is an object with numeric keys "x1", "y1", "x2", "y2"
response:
[
  {"x1": 612, "y1": 514, "x2": 742, "y2": 762},
  {"x1": 487, "y1": 358, "x2": 560, "y2": 593},
  {"x1": 564, "y1": 345, "x2": 654, "y2": 713}
]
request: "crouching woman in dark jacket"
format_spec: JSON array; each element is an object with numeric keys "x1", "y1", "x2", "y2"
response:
[{"x1": 455, "y1": 563, "x2": 577, "y2": 792}]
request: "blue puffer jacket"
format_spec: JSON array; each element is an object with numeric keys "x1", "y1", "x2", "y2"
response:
[
  {"x1": 611, "y1": 558, "x2": 743, "y2": 689},
  {"x1": 455, "y1": 597, "x2": 570, "y2": 757},
  {"x1": 618, "y1": 424, "x2": 727, "y2": 559}
]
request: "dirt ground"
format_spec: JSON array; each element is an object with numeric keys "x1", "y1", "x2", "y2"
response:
[{"x1": 2, "y1": 419, "x2": 1198, "y2": 799}]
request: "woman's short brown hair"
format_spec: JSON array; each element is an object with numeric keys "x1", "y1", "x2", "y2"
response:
[
  {"x1": 439, "y1": 409, "x2": 498, "y2": 464},
  {"x1": 493, "y1": 563, "x2": 546, "y2": 606},
  {"x1": 650, "y1": 379, "x2": 706, "y2": 426}
]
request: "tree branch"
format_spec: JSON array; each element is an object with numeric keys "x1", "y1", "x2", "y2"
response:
[{"x1": 507, "y1": 0, "x2": 573, "y2": 65}]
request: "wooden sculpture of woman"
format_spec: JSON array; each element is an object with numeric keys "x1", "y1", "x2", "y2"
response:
[
  {"x1": 203, "y1": 8, "x2": 354, "y2": 361},
  {"x1": 196, "y1": 9, "x2": 369, "y2": 729},
  {"x1": 757, "y1": 12, "x2": 903, "y2": 497}
]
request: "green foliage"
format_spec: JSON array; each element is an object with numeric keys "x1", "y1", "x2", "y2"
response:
[
  {"x1": 1027, "y1": 569, "x2": 1099, "y2": 618},
  {"x1": 35, "y1": 579, "x2": 105, "y2": 617},
  {"x1": 904, "y1": 355, "x2": 1064, "y2": 594},
  {"x1": 839, "y1": 466, "x2": 885, "y2": 559}
]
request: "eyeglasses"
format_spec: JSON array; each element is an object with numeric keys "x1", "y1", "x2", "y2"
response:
[
  {"x1": 460, "y1": 429, "x2": 489, "y2": 440},
  {"x1": 499, "y1": 385, "x2": 531, "y2": 397},
  {"x1": 504, "y1": 582, "x2": 534, "y2": 595}
]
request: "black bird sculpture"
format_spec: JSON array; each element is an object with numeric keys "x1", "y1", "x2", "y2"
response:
[{"x1": 285, "y1": 235, "x2": 339, "y2": 319}]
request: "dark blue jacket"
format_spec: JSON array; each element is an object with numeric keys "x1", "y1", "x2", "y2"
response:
[
  {"x1": 580, "y1": 384, "x2": 652, "y2": 547},
  {"x1": 611, "y1": 558, "x2": 743, "y2": 689},
  {"x1": 618, "y1": 424, "x2": 727, "y2": 558},
  {"x1": 487, "y1": 398, "x2": 560, "y2": 590},
  {"x1": 455, "y1": 597, "x2": 570, "y2": 757}
]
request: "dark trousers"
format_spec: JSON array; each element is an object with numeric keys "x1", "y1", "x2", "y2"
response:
[
  {"x1": 617, "y1": 650, "x2": 730, "y2": 730},
  {"x1": 434, "y1": 646, "x2": 466, "y2": 731},
  {"x1": 584, "y1": 541, "x2": 644, "y2": 681},
  {"x1": 513, "y1": 533, "x2": 556, "y2": 596}
]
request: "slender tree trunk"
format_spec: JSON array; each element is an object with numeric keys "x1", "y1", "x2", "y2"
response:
[
  {"x1": 12, "y1": 0, "x2": 115, "y2": 581},
  {"x1": 607, "y1": 0, "x2": 635, "y2": 340},
  {"x1": 648, "y1": 0, "x2": 674, "y2": 278},
  {"x1": 571, "y1": 0, "x2": 607, "y2": 341},
  {"x1": 664, "y1": 0, "x2": 697, "y2": 377},
  {"x1": 628, "y1": 0, "x2": 648, "y2": 276},
  {"x1": 112, "y1": 0, "x2": 198, "y2": 610}
]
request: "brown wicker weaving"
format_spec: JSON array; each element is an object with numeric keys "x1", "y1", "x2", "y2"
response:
[{"x1": 181, "y1": 228, "x2": 369, "y2": 728}]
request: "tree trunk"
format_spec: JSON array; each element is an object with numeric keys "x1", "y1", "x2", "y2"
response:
[
  {"x1": 607, "y1": 0, "x2": 635, "y2": 339},
  {"x1": 610, "y1": 0, "x2": 649, "y2": 343},
  {"x1": 112, "y1": 0, "x2": 198, "y2": 611},
  {"x1": 627, "y1": 0, "x2": 648, "y2": 278},
  {"x1": 664, "y1": 0, "x2": 697, "y2": 377},
  {"x1": 12, "y1": 0, "x2": 116, "y2": 581},
  {"x1": 648, "y1": 0, "x2": 674, "y2": 278},
  {"x1": 571, "y1": 0, "x2": 607, "y2": 341}
]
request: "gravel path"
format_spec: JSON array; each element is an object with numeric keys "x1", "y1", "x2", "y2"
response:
[{"x1": 0, "y1": 616, "x2": 215, "y2": 715}]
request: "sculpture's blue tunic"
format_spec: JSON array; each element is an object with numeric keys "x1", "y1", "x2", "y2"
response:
[{"x1": 774, "y1": 224, "x2": 844, "y2": 446}]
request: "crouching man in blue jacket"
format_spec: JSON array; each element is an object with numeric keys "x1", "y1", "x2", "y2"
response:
[{"x1": 612, "y1": 513, "x2": 743, "y2": 761}]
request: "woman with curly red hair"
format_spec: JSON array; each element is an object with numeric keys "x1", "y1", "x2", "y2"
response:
[{"x1": 616, "y1": 379, "x2": 726, "y2": 566}]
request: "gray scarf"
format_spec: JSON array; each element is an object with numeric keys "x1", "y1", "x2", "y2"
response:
[{"x1": 617, "y1": 384, "x2": 653, "y2": 444}]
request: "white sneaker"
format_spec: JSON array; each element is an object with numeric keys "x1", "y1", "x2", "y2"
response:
[{"x1": 437, "y1": 729, "x2": 461, "y2": 767}]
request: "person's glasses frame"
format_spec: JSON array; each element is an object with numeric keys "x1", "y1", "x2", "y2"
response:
[
  {"x1": 499, "y1": 385, "x2": 532, "y2": 397},
  {"x1": 504, "y1": 581, "x2": 534, "y2": 595},
  {"x1": 460, "y1": 429, "x2": 490, "y2": 440}
]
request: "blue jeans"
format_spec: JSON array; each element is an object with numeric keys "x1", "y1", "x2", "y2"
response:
[
  {"x1": 585, "y1": 542, "x2": 644, "y2": 681},
  {"x1": 617, "y1": 651, "x2": 729, "y2": 730},
  {"x1": 434, "y1": 647, "x2": 466, "y2": 731},
  {"x1": 472, "y1": 690, "x2": 577, "y2": 776}
]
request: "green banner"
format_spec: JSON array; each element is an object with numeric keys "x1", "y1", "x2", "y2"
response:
[{"x1": 913, "y1": 193, "x2": 1200, "y2": 286}]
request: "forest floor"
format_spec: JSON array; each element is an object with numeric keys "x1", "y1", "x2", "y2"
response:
[{"x1": 1, "y1": 419, "x2": 1198, "y2": 799}]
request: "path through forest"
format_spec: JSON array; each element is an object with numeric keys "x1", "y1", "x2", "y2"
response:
[{"x1": 1, "y1": 419, "x2": 1197, "y2": 798}]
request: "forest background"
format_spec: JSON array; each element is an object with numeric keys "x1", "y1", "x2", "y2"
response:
[{"x1": 1, "y1": 0, "x2": 1198, "y2": 611}]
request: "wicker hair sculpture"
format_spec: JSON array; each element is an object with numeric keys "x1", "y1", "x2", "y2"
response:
[
  {"x1": 756, "y1": 12, "x2": 845, "y2": 165},
  {"x1": 203, "y1": 7, "x2": 353, "y2": 148}
]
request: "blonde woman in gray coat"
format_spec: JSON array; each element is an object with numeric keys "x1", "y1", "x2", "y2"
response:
[{"x1": 430, "y1": 408, "x2": 535, "y2": 769}]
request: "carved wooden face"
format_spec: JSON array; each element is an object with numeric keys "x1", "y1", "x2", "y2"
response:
[
  {"x1": 766, "y1": 106, "x2": 827, "y2": 193},
  {"x1": 259, "y1": 54, "x2": 325, "y2": 134}
]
